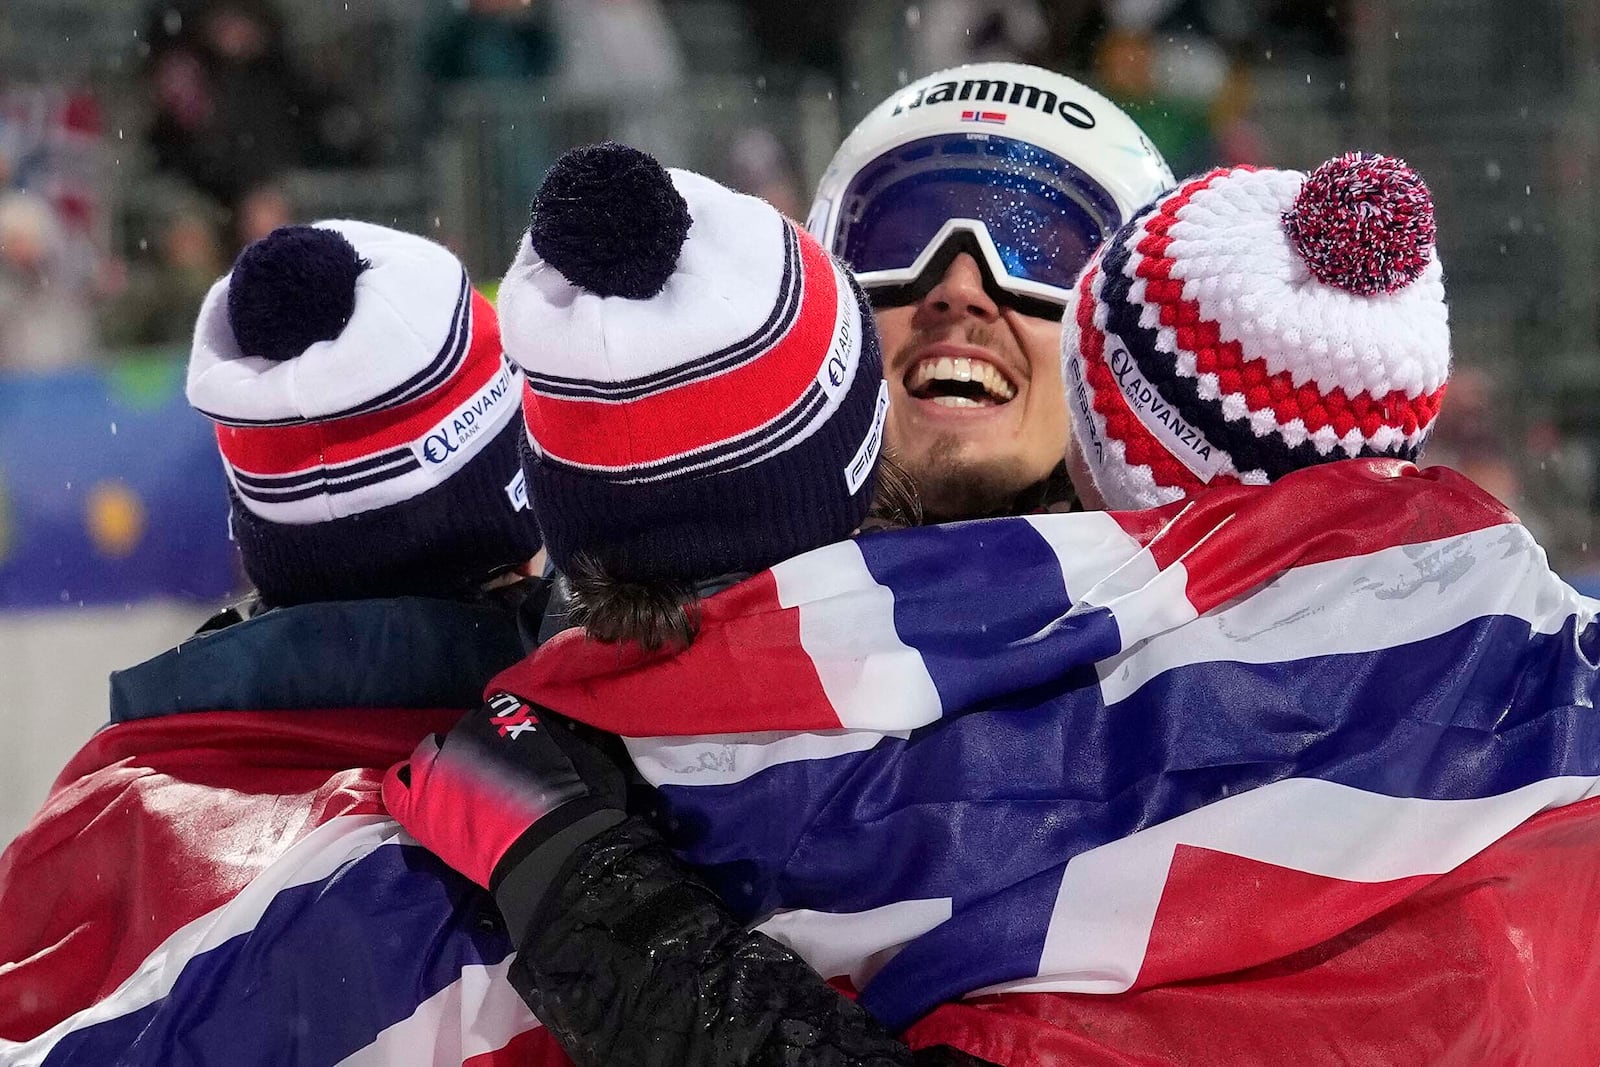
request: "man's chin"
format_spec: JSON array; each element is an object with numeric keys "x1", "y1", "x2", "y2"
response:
[{"x1": 901, "y1": 442, "x2": 1043, "y2": 522}]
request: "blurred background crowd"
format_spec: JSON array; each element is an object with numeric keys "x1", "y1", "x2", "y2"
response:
[{"x1": 0, "y1": 0, "x2": 1597, "y2": 833}]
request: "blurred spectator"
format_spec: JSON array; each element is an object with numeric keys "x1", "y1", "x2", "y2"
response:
[
  {"x1": 1035, "y1": 0, "x2": 1267, "y2": 173},
  {"x1": 422, "y1": 0, "x2": 559, "y2": 84},
  {"x1": 1104, "y1": 0, "x2": 1236, "y2": 39},
  {"x1": 1425, "y1": 367, "x2": 1528, "y2": 512},
  {"x1": 233, "y1": 181, "x2": 294, "y2": 250},
  {"x1": 0, "y1": 84, "x2": 108, "y2": 302},
  {"x1": 549, "y1": 0, "x2": 683, "y2": 100},
  {"x1": 1208, "y1": 57, "x2": 1267, "y2": 166},
  {"x1": 1093, "y1": 29, "x2": 1215, "y2": 177},
  {"x1": 724, "y1": 127, "x2": 803, "y2": 219},
  {"x1": 0, "y1": 192, "x2": 96, "y2": 371},
  {"x1": 101, "y1": 196, "x2": 225, "y2": 350},
  {"x1": 1106, "y1": 0, "x2": 1183, "y2": 31},
  {"x1": 1091, "y1": 0, "x2": 1274, "y2": 178},
  {"x1": 741, "y1": 0, "x2": 848, "y2": 87},
  {"x1": 549, "y1": 0, "x2": 684, "y2": 170},
  {"x1": 143, "y1": 0, "x2": 340, "y2": 212},
  {"x1": 1257, "y1": 0, "x2": 1351, "y2": 60},
  {"x1": 421, "y1": 0, "x2": 562, "y2": 261},
  {"x1": 1037, "y1": 0, "x2": 1112, "y2": 74},
  {"x1": 908, "y1": 0, "x2": 1048, "y2": 75}
]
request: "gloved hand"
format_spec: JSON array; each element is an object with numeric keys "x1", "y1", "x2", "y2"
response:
[{"x1": 383, "y1": 693, "x2": 627, "y2": 943}]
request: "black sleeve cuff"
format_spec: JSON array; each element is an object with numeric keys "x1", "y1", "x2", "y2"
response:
[{"x1": 491, "y1": 801, "x2": 625, "y2": 945}]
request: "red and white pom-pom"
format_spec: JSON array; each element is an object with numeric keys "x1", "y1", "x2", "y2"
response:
[{"x1": 1281, "y1": 152, "x2": 1436, "y2": 296}]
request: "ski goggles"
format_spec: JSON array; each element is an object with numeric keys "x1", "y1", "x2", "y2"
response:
[{"x1": 829, "y1": 134, "x2": 1123, "y2": 321}]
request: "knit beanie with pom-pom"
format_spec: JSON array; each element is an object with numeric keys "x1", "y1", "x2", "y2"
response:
[
  {"x1": 1061, "y1": 153, "x2": 1450, "y2": 511},
  {"x1": 187, "y1": 220, "x2": 540, "y2": 605},
  {"x1": 500, "y1": 142, "x2": 888, "y2": 583}
]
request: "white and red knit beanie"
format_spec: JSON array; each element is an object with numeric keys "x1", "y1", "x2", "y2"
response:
[
  {"x1": 1062, "y1": 153, "x2": 1450, "y2": 511},
  {"x1": 500, "y1": 142, "x2": 887, "y2": 583},
  {"x1": 187, "y1": 220, "x2": 541, "y2": 605}
]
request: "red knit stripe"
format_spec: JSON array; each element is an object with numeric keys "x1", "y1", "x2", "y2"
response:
[
  {"x1": 214, "y1": 291, "x2": 504, "y2": 476},
  {"x1": 1075, "y1": 259, "x2": 1214, "y2": 494},
  {"x1": 521, "y1": 225, "x2": 841, "y2": 470}
]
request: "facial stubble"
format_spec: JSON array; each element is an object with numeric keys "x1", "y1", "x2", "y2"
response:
[{"x1": 891, "y1": 321, "x2": 1044, "y2": 521}]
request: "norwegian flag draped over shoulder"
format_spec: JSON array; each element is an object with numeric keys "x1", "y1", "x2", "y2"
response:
[
  {"x1": 0, "y1": 709, "x2": 567, "y2": 1067},
  {"x1": 495, "y1": 459, "x2": 1600, "y2": 1063}
]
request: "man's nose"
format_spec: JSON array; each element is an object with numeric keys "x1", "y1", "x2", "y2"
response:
[{"x1": 913, "y1": 252, "x2": 1001, "y2": 328}]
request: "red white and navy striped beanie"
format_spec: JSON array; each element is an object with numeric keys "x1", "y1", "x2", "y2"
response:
[
  {"x1": 500, "y1": 143, "x2": 888, "y2": 583},
  {"x1": 1062, "y1": 153, "x2": 1450, "y2": 511},
  {"x1": 186, "y1": 220, "x2": 541, "y2": 605}
]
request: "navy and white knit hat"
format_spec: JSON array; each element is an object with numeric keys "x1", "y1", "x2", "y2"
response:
[
  {"x1": 1062, "y1": 153, "x2": 1451, "y2": 511},
  {"x1": 499, "y1": 143, "x2": 888, "y2": 583},
  {"x1": 186, "y1": 220, "x2": 541, "y2": 605}
]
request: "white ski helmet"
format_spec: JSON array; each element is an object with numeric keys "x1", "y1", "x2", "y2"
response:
[{"x1": 808, "y1": 62, "x2": 1175, "y2": 318}]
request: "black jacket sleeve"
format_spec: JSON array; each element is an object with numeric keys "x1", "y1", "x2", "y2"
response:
[
  {"x1": 502, "y1": 815, "x2": 918, "y2": 1066},
  {"x1": 483, "y1": 700, "x2": 995, "y2": 1066}
]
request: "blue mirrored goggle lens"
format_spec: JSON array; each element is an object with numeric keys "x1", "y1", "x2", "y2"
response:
[{"x1": 835, "y1": 135, "x2": 1122, "y2": 297}]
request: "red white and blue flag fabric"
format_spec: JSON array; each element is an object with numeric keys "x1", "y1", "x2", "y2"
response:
[
  {"x1": 497, "y1": 459, "x2": 1600, "y2": 1063},
  {"x1": 0, "y1": 710, "x2": 567, "y2": 1066}
]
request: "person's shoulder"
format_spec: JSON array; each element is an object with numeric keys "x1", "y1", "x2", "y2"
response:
[{"x1": 110, "y1": 595, "x2": 526, "y2": 724}]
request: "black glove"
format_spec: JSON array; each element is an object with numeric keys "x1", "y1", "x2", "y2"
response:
[{"x1": 383, "y1": 692, "x2": 627, "y2": 944}]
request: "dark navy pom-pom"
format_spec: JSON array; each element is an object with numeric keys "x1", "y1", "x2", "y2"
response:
[
  {"x1": 528, "y1": 142, "x2": 691, "y2": 300},
  {"x1": 1282, "y1": 153, "x2": 1436, "y2": 296},
  {"x1": 227, "y1": 225, "x2": 370, "y2": 361}
]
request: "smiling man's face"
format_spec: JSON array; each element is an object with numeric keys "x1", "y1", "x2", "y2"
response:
[{"x1": 873, "y1": 251, "x2": 1068, "y2": 520}]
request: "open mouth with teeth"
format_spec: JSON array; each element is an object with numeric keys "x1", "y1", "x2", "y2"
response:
[{"x1": 906, "y1": 356, "x2": 1018, "y2": 408}]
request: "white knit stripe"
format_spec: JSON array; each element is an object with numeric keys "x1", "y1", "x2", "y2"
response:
[
  {"x1": 229, "y1": 447, "x2": 419, "y2": 498},
  {"x1": 229, "y1": 364, "x2": 521, "y2": 524},
  {"x1": 521, "y1": 221, "x2": 803, "y2": 403},
  {"x1": 1164, "y1": 168, "x2": 1450, "y2": 401},
  {"x1": 499, "y1": 171, "x2": 789, "y2": 385},
  {"x1": 1246, "y1": 404, "x2": 1281, "y2": 440},
  {"x1": 1073, "y1": 257, "x2": 1184, "y2": 510},
  {"x1": 227, "y1": 455, "x2": 431, "y2": 526},
  {"x1": 525, "y1": 383, "x2": 827, "y2": 484},
  {"x1": 1119, "y1": 206, "x2": 1311, "y2": 479},
  {"x1": 1114, "y1": 171, "x2": 1448, "y2": 481},
  {"x1": 1120, "y1": 199, "x2": 1437, "y2": 468},
  {"x1": 187, "y1": 222, "x2": 471, "y2": 425},
  {"x1": 336, "y1": 955, "x2": 542, "y2": 1067},
  {"x1": 974, "y1": 773, "x2": 1600, "y2": 997},
  {"x1": 1306, "y1": 421, "x2": 1348, "y2": 456},
  {"x1": 523, "y1": 257, "x2": 866, "y2": 484},
  {"x1": 0, "y1": 816, "x2": 400, "y2": 1067},
  {"x1": 1277, "y1": 413, "x2": 1309, "y2": 447}
]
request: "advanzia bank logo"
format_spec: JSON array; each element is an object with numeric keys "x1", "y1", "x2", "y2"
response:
[
  {"x1": 894, "y1": 77, "x2": 1096, "y2": 129},
  {"x1": 414, "y1": 361, "x2": 517, "y2": 470}
]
